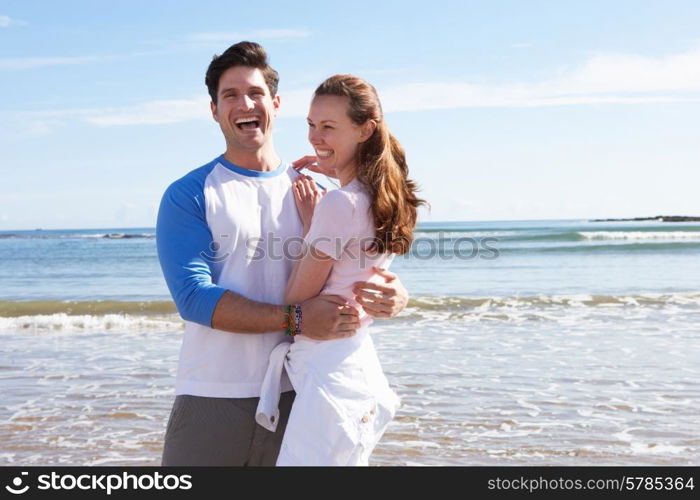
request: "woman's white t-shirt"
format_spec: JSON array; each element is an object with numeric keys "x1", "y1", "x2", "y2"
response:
[
  {"x1": 256, "y1": 178, "x2": 400, "y2": 466},
  {"x1": 303, "y1": 177, "x2": 394, "y2": 329}
]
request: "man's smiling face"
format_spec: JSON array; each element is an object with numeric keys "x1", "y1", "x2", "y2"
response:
[{"x1": 211, "y1": 65, "x2": 280, "y2": 153}]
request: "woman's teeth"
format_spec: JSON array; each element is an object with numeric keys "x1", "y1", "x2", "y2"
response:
[{"x1": 316, "y1": 150, "x2": 333, "y2": 158}]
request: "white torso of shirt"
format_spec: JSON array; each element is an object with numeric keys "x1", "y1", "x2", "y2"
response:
[{"x1": 176, "y1": 162, "x2": 302, "y2": 398}]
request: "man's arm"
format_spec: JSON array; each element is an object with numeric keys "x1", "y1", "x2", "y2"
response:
[
  {"x1": 210, "y1": 289, "x2": 358, "y2": 337},
  {"x1": 156, "y1": 172, "x2": 358, "y2": 336},
  {"x1": 156, "y1": 175, "x2": 228, "y2": 327},
  {"x1": 209, "y1": 291, "x2": 284, "y2": 333},
  {"x1": 156, "y1": 173, "x2": 288, "y2": 333}
]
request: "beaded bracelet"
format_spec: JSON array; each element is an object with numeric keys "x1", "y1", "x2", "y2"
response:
[
  {"x1": 293, "y1": 304, "x2": 303, "y2": 336},
  {"x1": 282, "y1": 305, "x2": 294, "y2": 336},
  {"x1": 282, "y1": 304, "x2": 303, "y2": 337}
]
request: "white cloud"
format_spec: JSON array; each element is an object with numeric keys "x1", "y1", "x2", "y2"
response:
[
  {"x1": 0, "y1": 56, "x2": 104, "y2": 70},
  {"x1": 16, "y1": 44, "x2": 700, "y2": 131},
  {"x1": 18, "y1": 119, "x2": 67, "y2": 137},
  {"x1": 0, "y1": 29, "x2": 308, "y2": 71},
  {"x1": 0, "y1": 14, "x2": 27, "y2": 27},
  {"x1": 84, "y1": 96, "x2": 211, "y2": 126},
  {"x1": 17, "y1": 90, "x2": 309, "y2": 131},
  {"x1": 379, "y1": 84, "x2": 699, "y2": 113},
  {"x1": 9, "y1": 108, "x2": 98, "y2": 136},
  {"x1": 559, "y1": 47, "x2": 700, "y2": 94},
  {"x1": 187, "y1": 29, "x2": 311, "y2": 43},
  {"x1": 0, "y1": 50, "x2": 171, "y2": 71},
  {"x1": 380, "y1": 45, "x2": 700, "y2": 112},
  {"x1": 79, "y1": 88, "x2": 313, "y2": 127}
]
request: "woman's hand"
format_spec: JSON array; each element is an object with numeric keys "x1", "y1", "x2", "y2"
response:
[
  {"x1": 292, "y1": 174, "x2": 325, "y2": 233},
  {"x1": 291, "y1": 155, "x2": 338, "y2": 179}
]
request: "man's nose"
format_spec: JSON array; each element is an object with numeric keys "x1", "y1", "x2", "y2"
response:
[{"x1": 238, "y1": 94, "x2": 255, "y2": 111}]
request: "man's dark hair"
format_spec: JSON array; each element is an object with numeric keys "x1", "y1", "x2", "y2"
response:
[{"x1": 205, "y1": 41, "x2": 279, "y2": 103}]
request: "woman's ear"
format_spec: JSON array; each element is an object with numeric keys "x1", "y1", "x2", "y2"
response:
[{"x1": 359, "y1": 120, "x2": 377, "y2": 143}]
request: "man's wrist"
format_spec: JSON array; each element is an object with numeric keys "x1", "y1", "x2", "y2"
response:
[{"x1": 270, "y1": 304, "x2": 285, "y2": 330}]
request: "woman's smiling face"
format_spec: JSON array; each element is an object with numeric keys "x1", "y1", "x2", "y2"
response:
[{"x1": 307, "y1": 95, "x2": 365, "y2": 177}]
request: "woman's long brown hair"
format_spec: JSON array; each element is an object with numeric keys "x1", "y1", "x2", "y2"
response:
[{"x1": 314, "y1": 74, "x2": 426, "y2": 255}]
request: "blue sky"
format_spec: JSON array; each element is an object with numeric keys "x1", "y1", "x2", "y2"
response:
[{"x1": 1, "y1": 0, "x2": 699, "y2": 229}]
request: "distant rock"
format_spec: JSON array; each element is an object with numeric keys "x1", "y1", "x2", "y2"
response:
[
  {"x1": 590, "y1": 215, "x2": 700, "y2": 223},
  {"x1": 102, "y1": 233, "x2": 153, "y2": 239}
]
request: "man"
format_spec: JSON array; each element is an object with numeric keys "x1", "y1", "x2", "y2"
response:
[{"x1": 156, "y1": 41, "x2": 408, "y2": 466}]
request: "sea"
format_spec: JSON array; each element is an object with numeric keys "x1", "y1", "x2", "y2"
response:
[{"x1": 1, "y1": 219, "x2": 698, "y2": 466}]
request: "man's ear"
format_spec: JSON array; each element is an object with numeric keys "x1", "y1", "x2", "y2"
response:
[
  {"x1": 272, "y1": 94, "x2": 281, "y2": 116},
  {"x1": 210, "y1": 101, "x2": 219, "y2": 123},
  {"x1": 359, "y1": 120, "x2": 377, "y2": 143}
]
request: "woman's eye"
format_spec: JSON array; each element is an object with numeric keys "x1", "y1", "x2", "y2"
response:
[{"x1": 324, "y1": 125, "x2": 334, "y2": 130}]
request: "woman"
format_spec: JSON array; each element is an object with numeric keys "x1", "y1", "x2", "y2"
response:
[{"x1": 256, "y1": 74, "x2": 425, "y2": 465}]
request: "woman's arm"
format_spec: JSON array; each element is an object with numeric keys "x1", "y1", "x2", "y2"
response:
[
  {"x1": 284, "y1": 247, "x2": 335, "y2": 304},
  {"x1": 286, "y1": 175, "x2": 335, "y2": 304}
]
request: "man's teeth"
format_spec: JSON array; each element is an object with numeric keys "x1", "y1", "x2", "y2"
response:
[{"x1": 235, "y1": 117, "x2": 260, "y2": 129}]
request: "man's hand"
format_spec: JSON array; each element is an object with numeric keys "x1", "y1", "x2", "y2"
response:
[
  {"x1": 300, "y1": 294, "x2": 360, "y2": 340},
  {"x1": 291, "y1": 155, "x2": 338, "y2": 179},
  {"x1": 352, "y1": 267, "x2": 409, "y2": 319}
]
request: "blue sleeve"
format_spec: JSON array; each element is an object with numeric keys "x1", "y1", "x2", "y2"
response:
[{"x1": 156, "y1": 165, "x2": 228, "y2": 326}]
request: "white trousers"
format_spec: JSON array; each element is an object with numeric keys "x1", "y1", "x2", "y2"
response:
[{"x1": 256, "y1": 330, "x2": 400, "y2": 466}]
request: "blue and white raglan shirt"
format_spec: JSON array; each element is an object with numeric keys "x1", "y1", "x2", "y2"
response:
[{"x1": 156, "y1": 155, "x2": 301, "y2": 398}]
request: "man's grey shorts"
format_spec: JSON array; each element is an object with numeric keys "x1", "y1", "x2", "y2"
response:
[{"x1": 161, "y1": 391, "x2": 295, "y2": 466}]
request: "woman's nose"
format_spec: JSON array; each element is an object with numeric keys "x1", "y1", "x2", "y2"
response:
[{"x1": 308, "y1": 129, "x2": 321, "y2": 144}]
